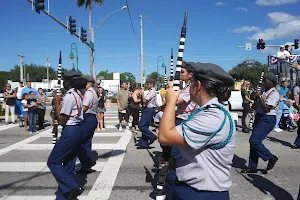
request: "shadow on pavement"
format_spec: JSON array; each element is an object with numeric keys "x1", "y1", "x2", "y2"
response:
[
  {"x1": 144, "y1": 150, "x2": 162, "y2": 199},
  {"x1": 241, "y1": 173, "x2": 294, "y2": 200},
  {"x1": 266, "y1": 136, "x2": 295, "y2": 149},
  {"x1": 232, "y1": 154, "x2": 247, "y2": 169}
]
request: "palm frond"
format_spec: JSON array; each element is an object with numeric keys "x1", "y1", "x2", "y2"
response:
[
  {"x1": 76, "y1": 0, "x2": 86, "y2": 7},
  {"x1": 93, "y1": 0, "x2": 104, "y2": 5}
]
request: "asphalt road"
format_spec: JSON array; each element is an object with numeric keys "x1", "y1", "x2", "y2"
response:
[{"x1": 0, "y1": 108, "x2": 299, "y2": 200}]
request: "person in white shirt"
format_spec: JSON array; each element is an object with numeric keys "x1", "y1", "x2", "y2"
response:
[
  {"x1": 15, "y1": 82, "x2": 24, "y2": 117},
  {"x1": 277, "y1": 45, "x2": 292, "y2": 81}
]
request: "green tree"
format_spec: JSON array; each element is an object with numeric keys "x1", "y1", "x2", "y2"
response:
[
  {"x1": 120, "y1": 72, "x2": 136, "y2": 86},
  {"x1": 229, "y1": 59, "x2": 268, "y2": 86},
  {"x1": 76, "y1": 0, "x2": 104, "y2": 76},
  {"x1": 0, "y1": 71, "x2": 13, "y2": 88},
  {"x1": 8, "y1": 64, "x2": 57, "y2": 82},
  {"x1": 96, "y1": 70, "x2": 113, "y2": 80},
  {"x1": 146, "y1": 72, "x2": 164, "y2": 86}
]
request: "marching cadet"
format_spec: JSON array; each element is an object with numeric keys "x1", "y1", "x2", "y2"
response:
[
  {"x1": 77, "y1": 76, "x2": 99, "y2": 174},
  {"x1": 136, "y1": 78, "x2": 158, "y2": 148},
  {"x1": 242, "y1": 73, "x2": 280, "y2": 173},
  {"x1": 172, "y1": 61, "x2": 198, "y2": 161},
  {"x1": 158, "y1": 62, "x2": 236, "y2": 199},
  {"x1": 47, "y1": 71, "x2": 87, "y2": 200}
]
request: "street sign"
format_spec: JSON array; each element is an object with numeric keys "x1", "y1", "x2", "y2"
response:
[
  {"x1": 89, "y1": 41, "x2": 94, "y2": 49},
  {"x1": 245, "y1": 43, "x2": 252, "y2": 50}
]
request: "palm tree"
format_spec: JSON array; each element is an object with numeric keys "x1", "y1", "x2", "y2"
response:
[{"x1": 76, "y1": 0, "x2": 104, "y2": 77}]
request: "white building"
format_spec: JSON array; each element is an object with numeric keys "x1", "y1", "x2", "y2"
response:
[{"x1": 97, "y1": 72, "x2": 120, "y2": 93}]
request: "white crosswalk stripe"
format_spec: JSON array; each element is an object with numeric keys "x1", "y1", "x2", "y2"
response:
[{"x1": 0, "y1": 108, "x2": 132, "y2": 200}]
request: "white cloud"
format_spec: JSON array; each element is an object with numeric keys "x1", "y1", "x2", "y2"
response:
[
  {"x1": 248, "y1": 12, "x2": 300, "y2": 41},
  {"x1": 237, "y1": 7, "x2": 249, "y2": 12},
  {"x1": 267, "y1": 12, "x2": 300, "y2": 24},
  {"x1": 216, "y1": 2, "x2": 224, "y2": 6},
  {"x1": 256, "y1": 0, "x2": 298, "y2": 6},
  {"x1": 233, "y1": 26, "x2": 261, "y2": 33}
]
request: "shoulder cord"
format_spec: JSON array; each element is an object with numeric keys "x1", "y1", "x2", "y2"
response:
[
  {"x1": 181, "y1": 104, "x2": 234, "y2": 149},
  {"x1": 264, "y1": 89, "x2": 279, "y2": 109},
  {"x1": 60, "y1": 90, "x2": 81, "y2": 117},
  {"x1": 178, "y1": 84, "x2": 197, "y2": 113}
]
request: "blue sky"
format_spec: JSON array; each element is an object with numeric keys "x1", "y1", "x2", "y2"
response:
[{"x1": 1, "y1": 0, "x2": 300, "y2": 80}]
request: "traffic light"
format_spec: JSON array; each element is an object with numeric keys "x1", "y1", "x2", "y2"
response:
[
  {"x1": 80, "y1": 27, "x2": 87, "y2": 42},
  {"x1": 256, "y1": 39, "x2": 265, "y2": 50},
  {"x1": 68, "y1": 16, "x2": 76, "y2": 34},
  {"x1": 259, "y1": 39, "x2": 265, "y2": 49},
  {"x1": 34, "y1": 0, "x2": 45, "y2": 14},
  {"x1": 295, "y1": 39, "x2": 299, "y2": 49}
]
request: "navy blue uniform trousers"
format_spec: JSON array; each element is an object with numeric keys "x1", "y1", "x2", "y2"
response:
[
  {"x1": 138, "y1": 107, "x2": 157, "y2": 147},
  {"x1": 248, "y1": 113, "x2": 275, "y2": 168},
  {"x1": 78, "y1": 113, "x2": 98, "y2": 170},
  {"x1": 47, "y1": 124, "x2": 83, "y2": 200},
  {"x1": 167, "y1": 171, "x2": 229, "y2": 200}
]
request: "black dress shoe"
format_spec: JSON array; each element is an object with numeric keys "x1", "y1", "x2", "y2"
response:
[
  {"x1": 77, "y1": 168, "x2": 96, "y2": 174},
  {"x1": 241, "y1": 167, "x2": 258, "y2": 173},
  {"x1": 68, "y1": 187, "x2": 84, "y2": 200},
  {"x1": 148, "y1": 136, "x2": 157, "y2": 146},
  {"x1": 267, "y1": 155, "x2": 278, "y2": 170}
]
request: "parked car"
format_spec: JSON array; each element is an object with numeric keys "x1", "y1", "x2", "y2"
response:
[
  {"x1": 228, "y1": 90, "x2": 243, "y2": 111},
  {"x1": 0, "y1": 90, "x2": 4, "y2": 102}
]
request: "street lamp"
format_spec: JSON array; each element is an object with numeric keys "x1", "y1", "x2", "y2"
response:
[
  {"x1": 69, "y1": 43, "x2": 79, "y2": 72},
  {"x1": 90, "y1": 5, "x2": 127, "y2": 78},
  {"x1": 157, "y1": 56, "x2": 165, "y2": 88}
]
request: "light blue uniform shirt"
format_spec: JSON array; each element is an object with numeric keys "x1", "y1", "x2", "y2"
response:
[
  {"x1": 83, "y1": 87, "x2": 98, "y2": 115},
  {"x1": 256, "y1": 87, "x2": 280, "y2": 116},
  {"x1": 175, "y1": 97, "x2": 236, "y2": 191},
  {"x1": 145, "y1": 87, "x2": 156, "y2": 108},
  {"x1": 60, "y1": 88, "x2": 83, "y2": 125}
]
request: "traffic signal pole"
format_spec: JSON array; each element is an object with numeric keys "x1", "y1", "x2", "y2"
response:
[{"x1": 26, "y1": 0, "x2": 94, "y2": 51}]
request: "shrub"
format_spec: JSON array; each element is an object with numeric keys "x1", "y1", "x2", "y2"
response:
[{"x1": 0, "y1": 103, "x2": 4, "y2": 116}]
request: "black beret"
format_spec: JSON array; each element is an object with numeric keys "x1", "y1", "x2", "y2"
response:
[
  {"x1": 85, "y1": 75, "x2": 95, "y2": 83},
  {"x1": 265, "y1": 73, "x2": 277, "y2": 84},
  {"x1": 146, "y1": 78, "x2": 156, "y2": 85},
  {"x1": 191, "y1": 62, "x2": 235, "y2": 87},
  {"x1": 62, "y1": 71, "x2": 82, "y2": 80}
]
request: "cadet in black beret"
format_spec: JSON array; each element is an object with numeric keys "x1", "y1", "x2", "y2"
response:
[
  {"x1": 191, "y1": 62, "x2": 235, "y2": 87},
  {"x1": 62, "y1": 71, "x2": 82, "y2": 80},
  {"x1": 85, "y1": 75, "x2": 95, "y2": 83},
  {"x1": 158, "y1": 62, "x2": 236, "y2": 199}
]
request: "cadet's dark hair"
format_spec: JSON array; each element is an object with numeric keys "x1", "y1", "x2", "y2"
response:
[
  {"x1": 192, "y1": 75, "x2": 230, "y2": 101},
  {"x1": 64, "y1": 77, "x2": 87, "y2": 90},
  {"x1": 69, "y1": 77, "x2": 87, "y2": 90}
]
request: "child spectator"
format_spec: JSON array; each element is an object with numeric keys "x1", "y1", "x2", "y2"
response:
[
  {"x1": 27, "y1": 91, "x2": 38, "y2": 134},
  {"x1": 21, "y1": 93, "x2": 29, "y2": 132},
  {"x1": 283, "y1": 99, "x2": 298, "y2": 129}
]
